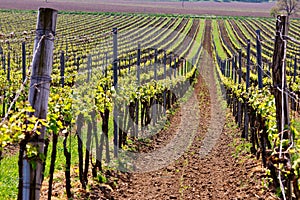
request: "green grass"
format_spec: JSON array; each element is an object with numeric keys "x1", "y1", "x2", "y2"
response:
[{"x1": 0, "y1": 154, "x2": 18, "y2": 199}]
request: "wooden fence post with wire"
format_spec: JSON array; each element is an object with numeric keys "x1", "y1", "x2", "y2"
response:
[
  {"x1": 20, "y1": 8, "x2": 57, "y2": 200},
  {"x1": 270, "y1": 15, "x2": 294, "y2": 199}
]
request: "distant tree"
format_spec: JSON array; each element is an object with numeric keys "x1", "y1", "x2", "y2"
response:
[{"x1": 271, "y1": 0, "x2": 299, "y2": 17}]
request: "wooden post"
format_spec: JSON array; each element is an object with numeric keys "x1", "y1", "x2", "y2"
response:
[
  {"x1": 22, "y1": 8, "x2": 57, "y2": 200},
  {"x1": 154, "y1": 49, "x2": 157, "y2": 80},
  {"x1": 256, "y1": 30, "x2": 263, "y2": 89},
  {"x1": 174, "y1": 57, "x2": 177, "y2": 78},
  {"x1": 169, "y1": 55, "x2": 172, "y2": 79},
  {"x1": 112, "y1": 27, "x2": 118, "y2": 157},
  {"x1": 7, "y1": 52, "x2": 10, "y2": 82},
  {"x1": 135, "y1": 43, "x2": 141, "y2": 138},
  {"x1": 87, "y1": 54, "x2": 92, "y2": 82},
  {"x1": 2, "y1": 52, "x2": 5, "y2": 72},
  {"x1": 233, "y1": 55, "x2": 237, "y2": 83},
  {"x1": 228, "y1": 59, "x2": 231, "y2": 78},
  {"x1": 183, "y1": 59, "x2": 188, "y2": 76},
  {"x1": 271, "y1": 15, "x2": 290, "y2": 137},
  {"x1": 232, "y1": 57, "x2": 236, "y2": 118},
  {"x1": 222, "y1": 60, "x2": 225, "y2": 75},
  {"x1": 243, "y1": 40, "x2": 251, "y2": 139},
  {"x1": 246, "y1": 39, "x2": 250, "y2": 90},
  {"x1": 128, "y1": 55, "x2": 131, "y2": 74},
  {"x1": 177, "y1": 57, "x2": 180, "y2": 76},
  {"x1": 153, "y1": 49, "x2": 157, "y2": 125},
  {"x1": 293, "y1": 56, "x2": 297, "y2": 83},
  {"x1": 231, "y1": 59, "x2": 234, "y2": 80},
  {"x1": 271, "y1": 15, "x2": 291, "y2": 198},
  {"x1": 60, "y1": 51, "x2": 65, "y2": 87},
  {"x1": 237, "y1": 49, "x2": 242, "y2": 128},
  {"x1": 163, "y1": 51, "x2": 167, "y2": 115},
  {"x1": 22, "y1": 42, "x2": 26, "y2": 82},
  {"x1": 238, "y1": 49, "x2": 242, "y2": 84},
  {"x1": 104, "y1": 52, "x2": 108, "y2": 75}
]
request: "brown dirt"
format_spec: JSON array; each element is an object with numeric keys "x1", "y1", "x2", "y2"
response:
[
  {"x1": 0, "y1": 0, "x2": 277, "y2": 17},
  {"x1": 1, "y1": 144, "x2": 19, "y2": 157}
]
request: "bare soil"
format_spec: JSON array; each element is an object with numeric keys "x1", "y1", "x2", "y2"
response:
[{"x1": 0, "y1": 0, "x2": 278, "y2": 17}]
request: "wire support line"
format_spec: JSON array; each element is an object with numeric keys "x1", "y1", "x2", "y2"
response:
[{"x1": 283, "y1": 35, "x2": 300, "y2": 46}]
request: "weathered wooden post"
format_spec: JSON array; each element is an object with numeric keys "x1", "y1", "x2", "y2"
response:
[
  {"x1": 174, "y1": 57, "x2": 177, "y2": 78},
  {"x1": 237, "y1": 49, "x2": 242, "y2": 128},
  {"x1": 271, "y1": 15, "x2": 290, "y2": 199},
  {"x1": 7, "y1": 52, "x2": 10, "y2": 82},
  {"x1": 169, "y1": 55, "x2": 172, "y2": 80},
  {"x1": 163, "y1": 51, "x2": 167, "y2": 115},
  {"x1": 22, "y1": 42, "x2": 26, "y2": 82},
  {"x1": 1, "y1": 50, "x2": 5, "y2": 72},
  {"x1": 246, "y1": 39, "x2": 250, "y2": 90},
  {"x1": 153, "y1": 49, "x2": 158, "y2": 125},
  {"x1": 233, "y1": 55, "x2": 236, "y2": 84},
  {"x1": 22, "y1": 8, "x2": 57, "y2": 200},
  {"x1": 60, "y1": 51, "x2": 65, "y2": 87},
  {"x1": 256, "y1": 30, "x2": 263, "y2": 89},
  {"x1": 232, "y1": 57, "x2": 236, "y2": 117},
  {"x1": 293, "y1": 56, "x2": 297, "y2": 83},
  {"x1": 227, "y1": 59, "x2": 231, "y2": 78},
  {"x1": 135, "y1": 43, "x2": 141, "y2": 138},
  {"x1": 112, "y1": 27, "x2": 118, "y2": 157},
  {"x1": 87, "y1": 54, "x2": 92, "y2": 82},
  {"x1": 243, "y1": 40, "x2": 251, "y2": 140},
  {"x1": 272, "y1": 15, "x2": 290, "y2": 140},
  {"x1": 154, "y1": 49, "x2": 157, "y2": 81}
]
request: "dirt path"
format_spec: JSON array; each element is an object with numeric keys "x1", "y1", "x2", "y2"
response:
[
  {"x1": 111, "y1": 20, "x2": 278, "y2": 200},
  {"x1": 111, "y1": 63, "x2": 211, "y2": 200}
]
